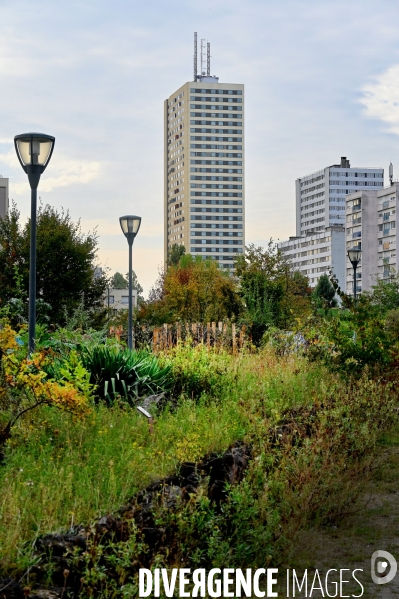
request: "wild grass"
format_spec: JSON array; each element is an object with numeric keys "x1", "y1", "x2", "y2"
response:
[{"x1": 0, "y1": 345, "x2": 328, "y2": 575}]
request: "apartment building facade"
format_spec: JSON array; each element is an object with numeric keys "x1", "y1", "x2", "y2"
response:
[
  {"x1": 278, "y1": 226, "x2": 346, "y2": 290},
  {"x1": 164, "y1": 74, "x2": 245, "y2": 269},
  {"x1": 296, "y1": 157, "x2": 383, "y2": 237},
  {"x1": 345, "y1": 184, "x2": 399, "y2": 295},
  {"x1": 104, "y1": 288, "x2": 138, "y2": 312},
  {"x1": 0, "y1": 177, "x2": 9, "y2": 219}
]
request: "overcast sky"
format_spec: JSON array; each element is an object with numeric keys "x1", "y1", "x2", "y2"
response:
[{"x1": 1, "y1": 0, "x2": 399, "y2": 294}]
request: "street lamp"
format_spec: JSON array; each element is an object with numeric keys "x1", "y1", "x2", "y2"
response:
[
  {"x1": 14, "y1": 133, "x2": 55, "y2": 353},
  {"x1": 119, "y1": 215, "x2": 141, "y2": 350},
  {"x1": 347, "y1": 247, "x2": 361, "y2": 300}
]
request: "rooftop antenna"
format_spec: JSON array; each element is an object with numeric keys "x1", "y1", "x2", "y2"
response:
[
  {"x1": 207, "y1": 42, "x2": 210, "y2": 76},
  {"x1": 200, "y1": 38, "x2": 206, "y2": 76},
  {"x1": 193, "y1": 32, "x2": 198, "y2": 81},
  {"x1": 389, "y1": 162, "x2": 394, "y2": 186}
]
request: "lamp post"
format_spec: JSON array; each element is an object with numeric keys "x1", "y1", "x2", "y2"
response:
[
  {"x1": 119, "y1": 215, "x2": 141, "y2": 350},
  {"x1": 347, "y1": 247, "x2": 362, "y2": 300},
  {"x1": 14, "y1": 133, "x2": 55, "y2": 353}
]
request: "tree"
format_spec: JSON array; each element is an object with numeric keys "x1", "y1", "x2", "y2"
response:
[
  {"x1": 148, "y1": 267, "x2": 166, "y2": 303},
  {"x1": 111, "y1": 272, "x2": 128, "y2": 289},
  {"x1": 167, "y1": 243, "x2": 186, "y2": 267},
  {"x1": 312, "y1": 274, "x2": 338, "y2": 309},
  {"x1": 368, "y1": 274, "x2": 399, "y2": 313},
  {"x1": 235, "y1": 241, "x2": 311, "y2": 341},
  {"x1": 0, "y1": 203, "x2": 107, "y2": 326},
  {"x1": 0, "y1": 324, "x2": 91, "y2": 456},
  {"x1": 165, "y1": 255, "x2": 242, "y2": 322},
  {"x1": 124, "y1": 271, "x2": 144, "y2": 304},
  {"x1": 138, "y1": 255, "x2": 242, "y2": 324}
]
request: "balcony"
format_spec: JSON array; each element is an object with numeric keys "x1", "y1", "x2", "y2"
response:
[
  {"x1": 352, "y1": 232, "x2": 361, "y2": 239},
  {"x1": 352, "y1": 205, "x2": 361, "y2": 212}
]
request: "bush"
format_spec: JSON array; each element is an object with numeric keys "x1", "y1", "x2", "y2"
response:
[
  {"x1": 159, "y1": 342, "x2": 232, "y2": 399},
  {"x1": 81, "y1": 345, "x2": 173, "y2": 404}
]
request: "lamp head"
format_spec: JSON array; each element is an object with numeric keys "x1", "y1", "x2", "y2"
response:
[
  {"x1": 348, "y1": 247, "x2": 361, "y2": 267},
  {"x1": 14, "y1": 133, "x2": 55, "y2": 189},
  {"x1": 14, "y1": 133, "x2": 55, "y2": 171},
  {"x1": 119, "y1": 215, "x2": 141, "y2": 244}
]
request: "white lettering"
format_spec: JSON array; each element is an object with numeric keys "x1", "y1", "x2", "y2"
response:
[
  {"x1": 179, "y1": 569, "x2": 191, "y2": 597},
  {"x1": 236, "y1": 569, "x2": 252, "y2": 597},
  {"x1": 293, "y1": 570, "x2": 307, "y2": 596},
  {"x1": 351, "y1": 569, "x2": 364, "y2": 598},
  {"x1": 139, "y1": 569, "x2": 152, "y2": 598},
  {"x1": 154, "y1": 569, "x2": 160, "y2": 597},
  {"x1": 192, "y1": 569, "x2": 206, "y2": 597},
  {"x1": 208, "y1": 569, "x2": 222, "y2": 598},
  {"x1": 223, "y1": 569, "x2": 235, "y2": 597},
  {"x1": 253, "y1": 568, "x2": 265, "y2": 598},
  {"x1": 267, "y1": 569, "x2": 278, "y2": 598},
  {"x1": 325, "y1": 569, "x2": 338, "y2": 597},
  {"x1": 310, "y1": 570, "x2": 324, "y2": 597},
  {"x1": 340, "y1": 570, "x2": 350, "y2": 598},
  {"x1": 162, "y1": 568, "x2": 178, "y2": 598}
]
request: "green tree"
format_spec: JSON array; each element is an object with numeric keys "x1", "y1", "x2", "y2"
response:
[
  {"x1": 368, "y1": 273, "x2": 399, "y2": 313},
  {"x1": 124, "y1": 271, "x2": 144, "y2": 304},
  {"x1": 111, "y1": 272, "x2": 128, "y2": 289},
  {"x1": 167, "y1": 243, "x2": 186, "y2": 267},
  {"x1": 236, "y1": 242, "x2": 311, "y2": 342},
  {"x1": 0, "y1": 203, "x2": 107, "y2": 326}
]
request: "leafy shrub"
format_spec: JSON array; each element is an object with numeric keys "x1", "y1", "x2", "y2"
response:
[
  {"x1": 159, "y1": 342, "x2": 232, "y2": 399},
  {"x1": 81, "y1": 345, "x2": 172, "y2": 404},
  {"x1": 0, "y1": 324, "x2": 91, "y2": 457}
]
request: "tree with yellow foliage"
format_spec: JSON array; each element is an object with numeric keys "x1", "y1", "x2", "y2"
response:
[
  {"x1": 162, "y1": 255, "x2": 242, "y2": 323},
  {"x1": 0, "y1": 324, "x2": 91, "y2": 455}
]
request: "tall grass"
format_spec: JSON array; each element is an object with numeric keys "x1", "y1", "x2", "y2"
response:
[{"x1": 0, "y1": 346, "x2": 327, "y2": 574}]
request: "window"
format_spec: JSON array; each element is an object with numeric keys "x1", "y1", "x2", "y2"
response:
[
  {"x1": 108, "y1": 296, "x2": 114, "y2": 304},
  {"x1": 121, "y1": 296, "x2": 129, "y2": 304}
]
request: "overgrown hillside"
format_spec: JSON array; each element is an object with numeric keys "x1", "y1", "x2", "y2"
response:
[{"x1": 1, "y1": 336, "x2": 398, "y2": 598}]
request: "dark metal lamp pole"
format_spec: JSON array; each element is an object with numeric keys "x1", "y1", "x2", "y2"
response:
[
  {"x1": 347, "y1": 247, "x2": 362, "y2": 301},
  {"x1": 119, "y1": 215, "x2": 141, "y2": 350},
  {"x1": 14, "y1": 133, "x2": 55, "y2": 353}
]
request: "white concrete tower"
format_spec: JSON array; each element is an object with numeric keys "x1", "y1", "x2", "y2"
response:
[
  {"x1": 164, "y1": 34, "x2": 245, "y2": 270},
  {"x1": 296, "y1": 157, "x2": 384, "y2": 237}
]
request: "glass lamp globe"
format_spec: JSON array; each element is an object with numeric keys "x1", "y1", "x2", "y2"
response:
[
  {"x1": 347, "y1": 248, "x2": 361, "y2": 266},
  {"x1": 119, "y1": 215, "x2": 141, "y2": 239},
  {"x1": 14, "y1": 133, "x2": 55, "y2": 172}
]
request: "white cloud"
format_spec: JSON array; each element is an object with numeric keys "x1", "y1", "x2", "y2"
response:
[
  {"x1": 360, "y1": 64, "x2": 399, "y2": 135},
  {"x1": 0, "y1": 144, "x2": 101, "y2": 195},
  {"x1": 0, "y1": 148, "x2": 19, "y2": 169},
  {"x1": 9, "y1": 159, "x2": 101, "y2": 195}
]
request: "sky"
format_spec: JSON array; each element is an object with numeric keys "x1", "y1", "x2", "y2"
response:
[{"x1": 1, "y1": 0, "x2": 399, "y2": 295}]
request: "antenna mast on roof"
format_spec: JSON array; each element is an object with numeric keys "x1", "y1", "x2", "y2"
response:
[
  {"x1": 200, "y1": 38, "x2": 206, "y2": 76},
  {"x1": 193, "y1": 32, "x2": 198, "y2": 81},
  {"x1": 390, "y1": 162, "x2": 394, "y2": 186},
  {"x1": 207, "y1": 42, "x2": 210, "y2": 76}
]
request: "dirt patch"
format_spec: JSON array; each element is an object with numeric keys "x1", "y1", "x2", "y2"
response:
[{"x1": 277, "y1": 444, "x2": 399, "y2": 598}]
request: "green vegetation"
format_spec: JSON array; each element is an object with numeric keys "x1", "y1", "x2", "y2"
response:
[
  {"x1": 2, "y1": 217, "x2": 399, "y2": 596},
  {"x1": 81, "y1": 345, "x2": 173, "y2": 403},
  {"x1": 0, "y1": 203, "x2": 107, "y2": 327},
  {"x1": 110, "y1": 271, "x2": 128, "y2": 289},
  {"x1": 167, "y1": 242, "x2": 186, "y2": 267}
]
